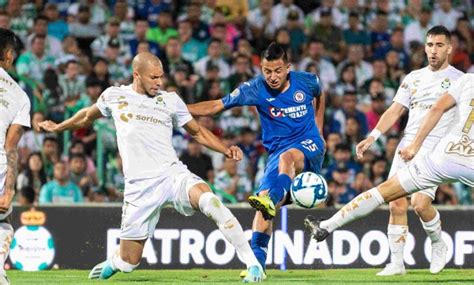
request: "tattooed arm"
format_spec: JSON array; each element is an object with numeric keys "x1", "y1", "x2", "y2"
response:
[{"x1": 0, "y1": 124, "x2": 24, "y2": 213}]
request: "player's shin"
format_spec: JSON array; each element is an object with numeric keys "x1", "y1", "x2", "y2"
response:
[
  {"x1": 199, "y1": 192, "x2": 262, "y2": 270},
  {"x1": 320, "y1": 188, "x2": 385, "y2": 233},
  {"x1": 268, "y1": 174, "x2": 292, "y2": 205},
  {"x1": 0, "y1": 223, "x2": 13, "y2": 276},
  {"x1": 387, "y1": 224, "x2": 408, "y2": 267},
  {"x1": 421, "y1": 210, "x2": 442, "y2": 242}
]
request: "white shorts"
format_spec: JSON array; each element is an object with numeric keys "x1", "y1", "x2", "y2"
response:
[
  {"x1": 120, "y1": 164, "x2": 205, "y2": 240},
  {"x1": 388, "y1": 139, "x2": 438, "y2": 200},
  {"x1": 0, "y1": 171, "x2": 12, "y2": 221},
  {"x1": 398, "y1": 154, "x2": 474, "y2": 194}
]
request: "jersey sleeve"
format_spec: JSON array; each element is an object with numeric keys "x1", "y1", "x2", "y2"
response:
[
  {"x1": 307, "y1": 73, "x2": 322, "y2": 98},
  {"x1": 96, "y1": 88, "x2": 113, "y2": 117},
  {"x1": 221, "y1": 78, "x2": 260, "y2": 109},
  {"x1": 12, "y1": 95, "x2": 31, "y2": 127},
  {"x1": 447, "y1": 73, "x2": 469, "y2": 104},
  {"x1": 393, "y1": 75, "x2": 411, "y2": 108},
  {"x1": 174, "y1": 94, "x2": 193, "y2": 127}
]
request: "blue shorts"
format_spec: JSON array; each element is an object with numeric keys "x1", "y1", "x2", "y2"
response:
[{"x1": 257, "y1": 137, "x2": 324, "y2": 194}]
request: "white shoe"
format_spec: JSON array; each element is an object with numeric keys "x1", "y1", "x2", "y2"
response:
[
  {"x1": 376, "y1": 263, "x2": 406, "y2": 276},
  {"x1": 430, "y1": 239, "x2": 447, "y2": 274},
  {"x1": 0, "y1": 274, "x2": 10, "y2": 285}
]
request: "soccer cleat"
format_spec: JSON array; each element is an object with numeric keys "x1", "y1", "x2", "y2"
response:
[
  {"x1": 248, "y1": 195, "x2": 276, "y2": 220},
  {"x1": 0, "y1": 274, "x2": 10, "y2": 285},
  {"x1": 88, "y1": 260, "x2": 118, "y2": 280},
  {"x1": 304, "y1": 215, "x2": 329, "y2": 242},
  {"x1": 430, "y1": 239, "x2": 447, "y2": 274},
  {"x1": 240, "y1": 269, "x2": 267, "y2": 280},
  {"x1": 242, "y1": 265, "x2": 263, "y2": 283},
  {"x1": 376, "y1": 263, "x2": 406, "y2": 276}
]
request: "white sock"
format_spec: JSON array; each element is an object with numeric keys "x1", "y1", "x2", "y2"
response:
[
  {"x1": 387, "y1": 224, "x2": 408, "y2": 267},
  {"x1": 199, "y1": 192, "x2": 261, "y2": 270},
  {"x1": 111, "y1": 250, "x2": 139, "y2": 273},
  {"x1": 0, "y1": 223, "x2": 13, "y2": 276},
  {"x1": 421, "y1": 211, "x2": 442, "y2": 243},
  {"x1": 321, "y1": 188, "x2": 385, "y2": 233}
]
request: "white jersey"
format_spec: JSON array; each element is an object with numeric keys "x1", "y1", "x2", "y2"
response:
[
  {"x1": 393, "y1": 65, "x2": 464, "y2": 143},
  {"x1": 432, "y1": 73, "x2": 474, "y2": 168},
  {"x1": 96, "y1": 85, "x2": 193, "y2": 181},
  {"x1": 0, "y1": 68, "x2": 31, "y2": 175}
]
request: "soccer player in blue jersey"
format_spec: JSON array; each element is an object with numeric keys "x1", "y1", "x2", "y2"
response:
[{"x1": 188, "y1": 43, "x2": 325, "y2": 274}]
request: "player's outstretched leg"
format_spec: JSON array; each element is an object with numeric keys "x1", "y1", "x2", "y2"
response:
[
  {"x1": 0, "y1": 223, "x2": 13, "y2": 285},
  {"x1": 194, "y1": 187, "x2": 263, "y2": 282},
  {"x1": 89, "y1": 243, "x2": 141, "y2": 280},
  {"x1": 305, "y1": 187, "x2": 386, "y2": 241},
  {"x1": 249, "y1": 150, "x2": 301, "y2": 220}
]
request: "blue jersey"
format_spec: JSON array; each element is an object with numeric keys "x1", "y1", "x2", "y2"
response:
[{"x1": 222, "y1": 71, "x2": 324, "y2": 154}]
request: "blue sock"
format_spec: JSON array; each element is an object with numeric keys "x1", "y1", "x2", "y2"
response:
[
  {"x1": 268, "y1": 174, "x2": 292, "y2": 205},
  {"x1": 250, "y1": 232, "x2": 270, "y2": 270}
]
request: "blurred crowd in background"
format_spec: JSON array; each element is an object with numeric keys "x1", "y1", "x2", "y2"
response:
[{"x1": 2, "y1": 0, "x2": 473, "y2": 207}]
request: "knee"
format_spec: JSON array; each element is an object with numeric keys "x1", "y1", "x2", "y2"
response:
[{"x1": 389, "y1": 199, "x2": 408, "y2": 216}]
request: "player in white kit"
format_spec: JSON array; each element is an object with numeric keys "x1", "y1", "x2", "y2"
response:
[
  {"x1": 38, "y1": 52, "x2": 264, "y2": 283},
  {"x1": 355, "y1": 26, "x2": 463, "y2": 275},
  {"x1": 305, "y1": 72, "x2": 474, "y2": 265},
  {"x1": 0, "y1": 28, "x2": 31, "y2": 285}
]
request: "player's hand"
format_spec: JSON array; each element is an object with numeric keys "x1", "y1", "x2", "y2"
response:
[
  {"x1": 38, "y1": 120, "x2": 59, "y2": 132},
  {"x1": 225, "y1": 145, "x2": 243, "y2": 161},
  {"x1": 0, "y1": 189, "x2": 14, "y2": 213},
  {"x1": 356, "y1": 137, "x2": 374, "y2": 159},
  {"x1": 399, "y1": 144, "x2": 420, "y2": 162}
]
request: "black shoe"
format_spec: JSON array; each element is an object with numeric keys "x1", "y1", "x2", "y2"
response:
[{"x1": 304, "y1": 215, "x2": 329, "y2": 242}]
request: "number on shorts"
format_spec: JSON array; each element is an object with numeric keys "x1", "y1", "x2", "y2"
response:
[
  {"x1": 301, "y1": 139, "x2": 317, "y2": 152},
  {"x1": 462, "y1": 99, "x2": 474, "y2": 133}
]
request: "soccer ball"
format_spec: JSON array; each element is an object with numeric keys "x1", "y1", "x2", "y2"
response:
[{"x1": 290, "y1": 172, "x2": 328, "y2": 208}]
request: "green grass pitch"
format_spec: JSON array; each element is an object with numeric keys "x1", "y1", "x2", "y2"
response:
[{"x1": 8, "y1": 269, "x2": 474, "y2": 284}]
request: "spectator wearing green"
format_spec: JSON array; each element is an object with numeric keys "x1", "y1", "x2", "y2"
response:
[
  {"x1": 146, "y1": 10, "x2": 178, "y2": 46},
  {"x1": 214, "y1": 158, "x2": 252, "y2": 203},
  {"x1": 16, "y1": 35, "x2": 56, "y2": 86},
  {"x1": 178, "y1": 19, "x2": 207, "y2": 63},
  {"x1": 39, "y1": 161, "x2": 84, "y2": 204}
]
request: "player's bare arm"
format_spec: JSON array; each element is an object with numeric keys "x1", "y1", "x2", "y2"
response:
[
  {"x1": 0, "y1": 124, "x2": 23, "y2": 213},
  {"x1": 183, "y1": 118, "x2": 243, "y2": 161},
  {"x1": 356, "y1": 102, "x2": 407, "y2": 159},
  {"x1": 399, "y1": 93, "x2": 456, "y2": 161},
  {"x1": 187, "y1": 99, "x2": 225, "y2": 116},
  {"x1": 38, "y1": 105, "x2": 103, "y2": 133},
  {"x1": 313, "y1": 91, "x2": 325, "y2": 145}
]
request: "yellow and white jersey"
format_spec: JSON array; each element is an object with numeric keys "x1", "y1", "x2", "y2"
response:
[
  {"x1": 96, "y1": 85, "x2": 192, "y2": 181},
  {"x1": 394, "y1": 65, "x2": 464, "y2": 143},
  {"x1": 0, "y1": 67, "x2": 31, "y2": 175},
  {"x1": 433, "y1": 73, "x2": 474, "y2": 168}
]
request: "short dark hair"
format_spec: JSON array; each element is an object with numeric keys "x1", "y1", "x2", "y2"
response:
[
  {"x1": 43, "y1": 136, "x2": 58, "y2": 145},
  {"x1": 427, "y1": 25, "x2": 451, "y2": 40},
  {"x1": 261, "y1": 42, "x2": 288, "y2": 62},
  {"x1": 0, "y1": 28, "x2": 17, "y2": 60},
  {"x1": 20, "y1": 186, "x2": 36, "y2": 205},
  {"x1": 34, "y1": 15, "x2": 49, "y2": 25},
  {"x1": 70, "y1": 153, "x2": 86, "y2": 162}
]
